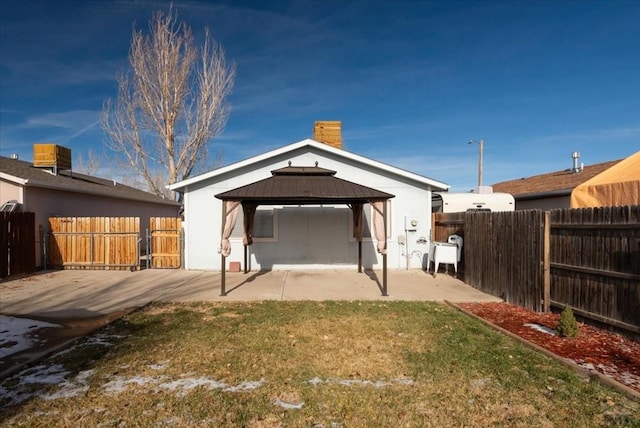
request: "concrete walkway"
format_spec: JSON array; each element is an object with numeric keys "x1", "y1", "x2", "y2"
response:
[{"x1": 0, "y1": 268, "x2": 502, "y2": 320}]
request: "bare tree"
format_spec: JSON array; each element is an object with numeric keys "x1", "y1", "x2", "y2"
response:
[
  {"x1": 74, "y1": 149, "x2": 104, "y2": 176},
  {"x1": 102, "y1": 8, "x2": 235, "y2": 200}
]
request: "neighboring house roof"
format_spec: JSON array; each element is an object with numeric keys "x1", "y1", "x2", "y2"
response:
[
  {"x1": 215, "y1": 164, "x2": 395, "y2": 204},
  {"x1": 492, "y1": 159, "x2": 621, "y2": 199},
  {"x1": 169, "y1": 139, "x2": 450, "y2": 191},
  {"x1": 0, "y1": 156, "x2": 180, "y2": 206}
]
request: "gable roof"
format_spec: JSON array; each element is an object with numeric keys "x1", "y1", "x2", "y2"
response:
[
  {"x1": 169, "y1": 139, "x2": 449, "y2": 191},
  {"x1": 0, "y1": 156, "x2": 180, "y2": 206},
  {"x1": 215, "y1": 164, "x2": 394, "y2": 204},
  {"x1": 492, "y1": 159, "x2": 621, "y2": 199}
]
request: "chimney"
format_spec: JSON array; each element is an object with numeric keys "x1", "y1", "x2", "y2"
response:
[
  {"x1": 313, "y1": 121, "x2": 342, "y2": 149},
  {"x1": 571, "y1": 151, "x2": 582, "y2": 173},
  {"x1": 33, "y1": 143, "x2": 72, "y2": 175}
]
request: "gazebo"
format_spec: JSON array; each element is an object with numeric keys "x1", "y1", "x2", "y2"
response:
[{"x1": 215, "y1": 163, "x2": 395, "y2": 296}]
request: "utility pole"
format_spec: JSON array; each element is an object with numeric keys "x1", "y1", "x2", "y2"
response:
[{"x1": 468, "y1": 139, "x2": 484, "y2": 188}]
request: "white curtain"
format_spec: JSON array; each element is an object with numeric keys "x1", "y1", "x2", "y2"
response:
[
  {"x1": 371, "y1": 200, "x2": 387, "y2": 254},
  {"x1": 220, "y1": 201, "x2": 240, "y2": 257}
]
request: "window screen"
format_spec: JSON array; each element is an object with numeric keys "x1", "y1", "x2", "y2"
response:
[
  {"x1": 230, "y1": 207, "x2": 275, "y2": 240},
  {"x1": 253, "y1": 210, "x2": 274, "y2": 238}
]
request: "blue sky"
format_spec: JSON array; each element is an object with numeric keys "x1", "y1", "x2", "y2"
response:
[{"x1": 1, "y1": 0, "x2": 639, "y2": 191}]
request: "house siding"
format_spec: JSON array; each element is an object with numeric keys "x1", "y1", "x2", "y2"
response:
[{"x1": 515, "y1": 195, "x2": 571, "y2": 210}]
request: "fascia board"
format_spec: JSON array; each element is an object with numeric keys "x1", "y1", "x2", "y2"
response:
[
  {"x1": 514, "y1": 188, "x2": 573, "y2": 200},
  {"x1": 169, "y1": 138, "x2": 450, "y2": 191},
  {"x1": 308, "y1": 140, "x2": 450, "y2": 190},
  {"x1": 22, "y1": 178, "x2": 180, "y2": 206}
]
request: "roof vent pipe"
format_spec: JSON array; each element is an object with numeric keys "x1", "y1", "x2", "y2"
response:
[
  {"x1": 10, "y1": 153, "x2": 19, "y2": 160},
  {"x1": 571, "y1": 151, "x2": 581, "y2": 173}
]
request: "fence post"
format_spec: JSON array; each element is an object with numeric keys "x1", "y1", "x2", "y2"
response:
[
  {"x1": 146, "y1": 228, "x2": 150, "y2": 270},
  {"x1": 44, "y1": 227, "x2": 48, "y2": 270},
  {"x1": 542, "y1": 211, "x2": 551, "y2": 312}
]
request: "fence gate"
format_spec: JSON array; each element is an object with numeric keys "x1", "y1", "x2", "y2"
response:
[
  {"x1": 148, "y1": 217, "x2": 182, "y2": 269},
  {"x1": 48, "y1": 217, "x2": 140, "y2": 270},
  {"x1": 1, "y1": 212, "x2": 36, "y2": 278}
]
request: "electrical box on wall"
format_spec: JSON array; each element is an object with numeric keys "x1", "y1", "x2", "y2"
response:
[{"x1": 404, "y1": 216, "x2": 418, "y2": 231}]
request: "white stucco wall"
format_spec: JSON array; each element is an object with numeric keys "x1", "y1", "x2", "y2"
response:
[{"x1": 181, "y1": 146, "x2": 441, "y2": 271}]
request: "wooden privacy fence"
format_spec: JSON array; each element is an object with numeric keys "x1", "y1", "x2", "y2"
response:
[
  {"x1": 0, "y1": 212, "x2": 36, "y2": 278},
  {"x1": 48, "y1": 217, "x2": 140, "y2": 270},
  {"x1": 465, "y1": 210, "x2": 545, "y2": 311},
  {"x1": 431, "y1": 212, "x2": 465, "y2": 243},
  {"x1": 148, "y1": 217, "x2": 182, "y2": 268},
  {"x1": 549, "y1": 206, "x2": 640, "y2": 333},
  {"x1": 432, "y1": 206, "x2": 640, "y2": 333}
]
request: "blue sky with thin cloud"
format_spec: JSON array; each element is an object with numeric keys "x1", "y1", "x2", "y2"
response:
[{"x1": 1, "y1": 0, "x2": 639, "y2": 191}]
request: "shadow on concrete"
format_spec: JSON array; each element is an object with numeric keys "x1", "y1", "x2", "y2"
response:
[
  {"x1": 363, "y1": 270, "x2": 385, "y2": 296},
  {"x1": 224, "y1": 270, "x2": 272, "y2": 295}
]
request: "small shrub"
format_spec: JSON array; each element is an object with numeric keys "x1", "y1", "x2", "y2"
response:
[{"x1": 557, "y1": 306, "x2": 579, "y2": 338}]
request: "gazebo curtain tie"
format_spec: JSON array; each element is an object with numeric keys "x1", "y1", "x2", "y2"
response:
[
  {"x1": 371, "y1": 200, "x2": 387, "y2": 254},
  {"x1": 220, "y1": 200, "x2": 240, "y2": 257}
]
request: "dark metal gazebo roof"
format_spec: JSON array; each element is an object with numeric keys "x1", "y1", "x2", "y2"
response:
[{"x1": 215, "y1": 164, "x2": 394, "y2": 204}]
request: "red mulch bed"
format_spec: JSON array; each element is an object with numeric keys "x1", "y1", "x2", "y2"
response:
[{"x1": 456, "y1": 302, "x2": 640, "y2": 393}]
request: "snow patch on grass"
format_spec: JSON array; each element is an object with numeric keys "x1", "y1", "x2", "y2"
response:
[
  {"x1": 273, "y1": 398, "x2": 304, "y2": 409},
  {"x1": 306, "y1": 376, "x2": 415, "y2": 388},
  {"x1": 0, "y1": 365, "x2": 95, "y2": 407}
]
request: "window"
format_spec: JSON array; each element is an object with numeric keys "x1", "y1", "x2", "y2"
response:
[
  {"x1": 253, "y1": 209, "x2": 275, "y2": 239},
  {"x1": 230, "y1": 207, "x2": 277, "y2": 241}
]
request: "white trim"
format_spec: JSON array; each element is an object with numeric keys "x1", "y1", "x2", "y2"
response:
[
  {"x1": 0, "y1": 172, "x2": 28, "y2": 186},
  {"x1": 169, "y1": 139, "x2": 450, "y2": 191}
]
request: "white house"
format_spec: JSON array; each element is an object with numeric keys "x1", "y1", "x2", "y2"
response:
[{"x1": 169, "y1": 138, "x2": 449, "y2": 272}]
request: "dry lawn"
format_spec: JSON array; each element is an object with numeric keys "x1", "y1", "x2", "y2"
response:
[{"x1": 1, "y1": 301, "x2": 638, "y2": 427}]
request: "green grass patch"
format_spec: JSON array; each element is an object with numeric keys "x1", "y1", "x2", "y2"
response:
[{"x1": 1, "y1": 301, "x2": 638, "y2": 427}]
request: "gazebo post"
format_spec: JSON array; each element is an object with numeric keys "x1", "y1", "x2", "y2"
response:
[
  {"x1": 244, "y1": 245, "x2": 248, "y2": 274},
  {"x1": 221, "y1": 254, "x2": 227, "y2": 296},
  {"x1": 383, "y1": 253, "x2": 387, "y2": 296},
  {"x1": 382, "y1": 201, "x2": 388, "y2": 296},
  {"x1": 220, "y1": 201, "x2": 227, "y2": 297}
]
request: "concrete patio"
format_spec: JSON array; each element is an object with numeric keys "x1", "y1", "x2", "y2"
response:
[{"x1": 0, "y1": 268, "x2": 502, "y2": 320}]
